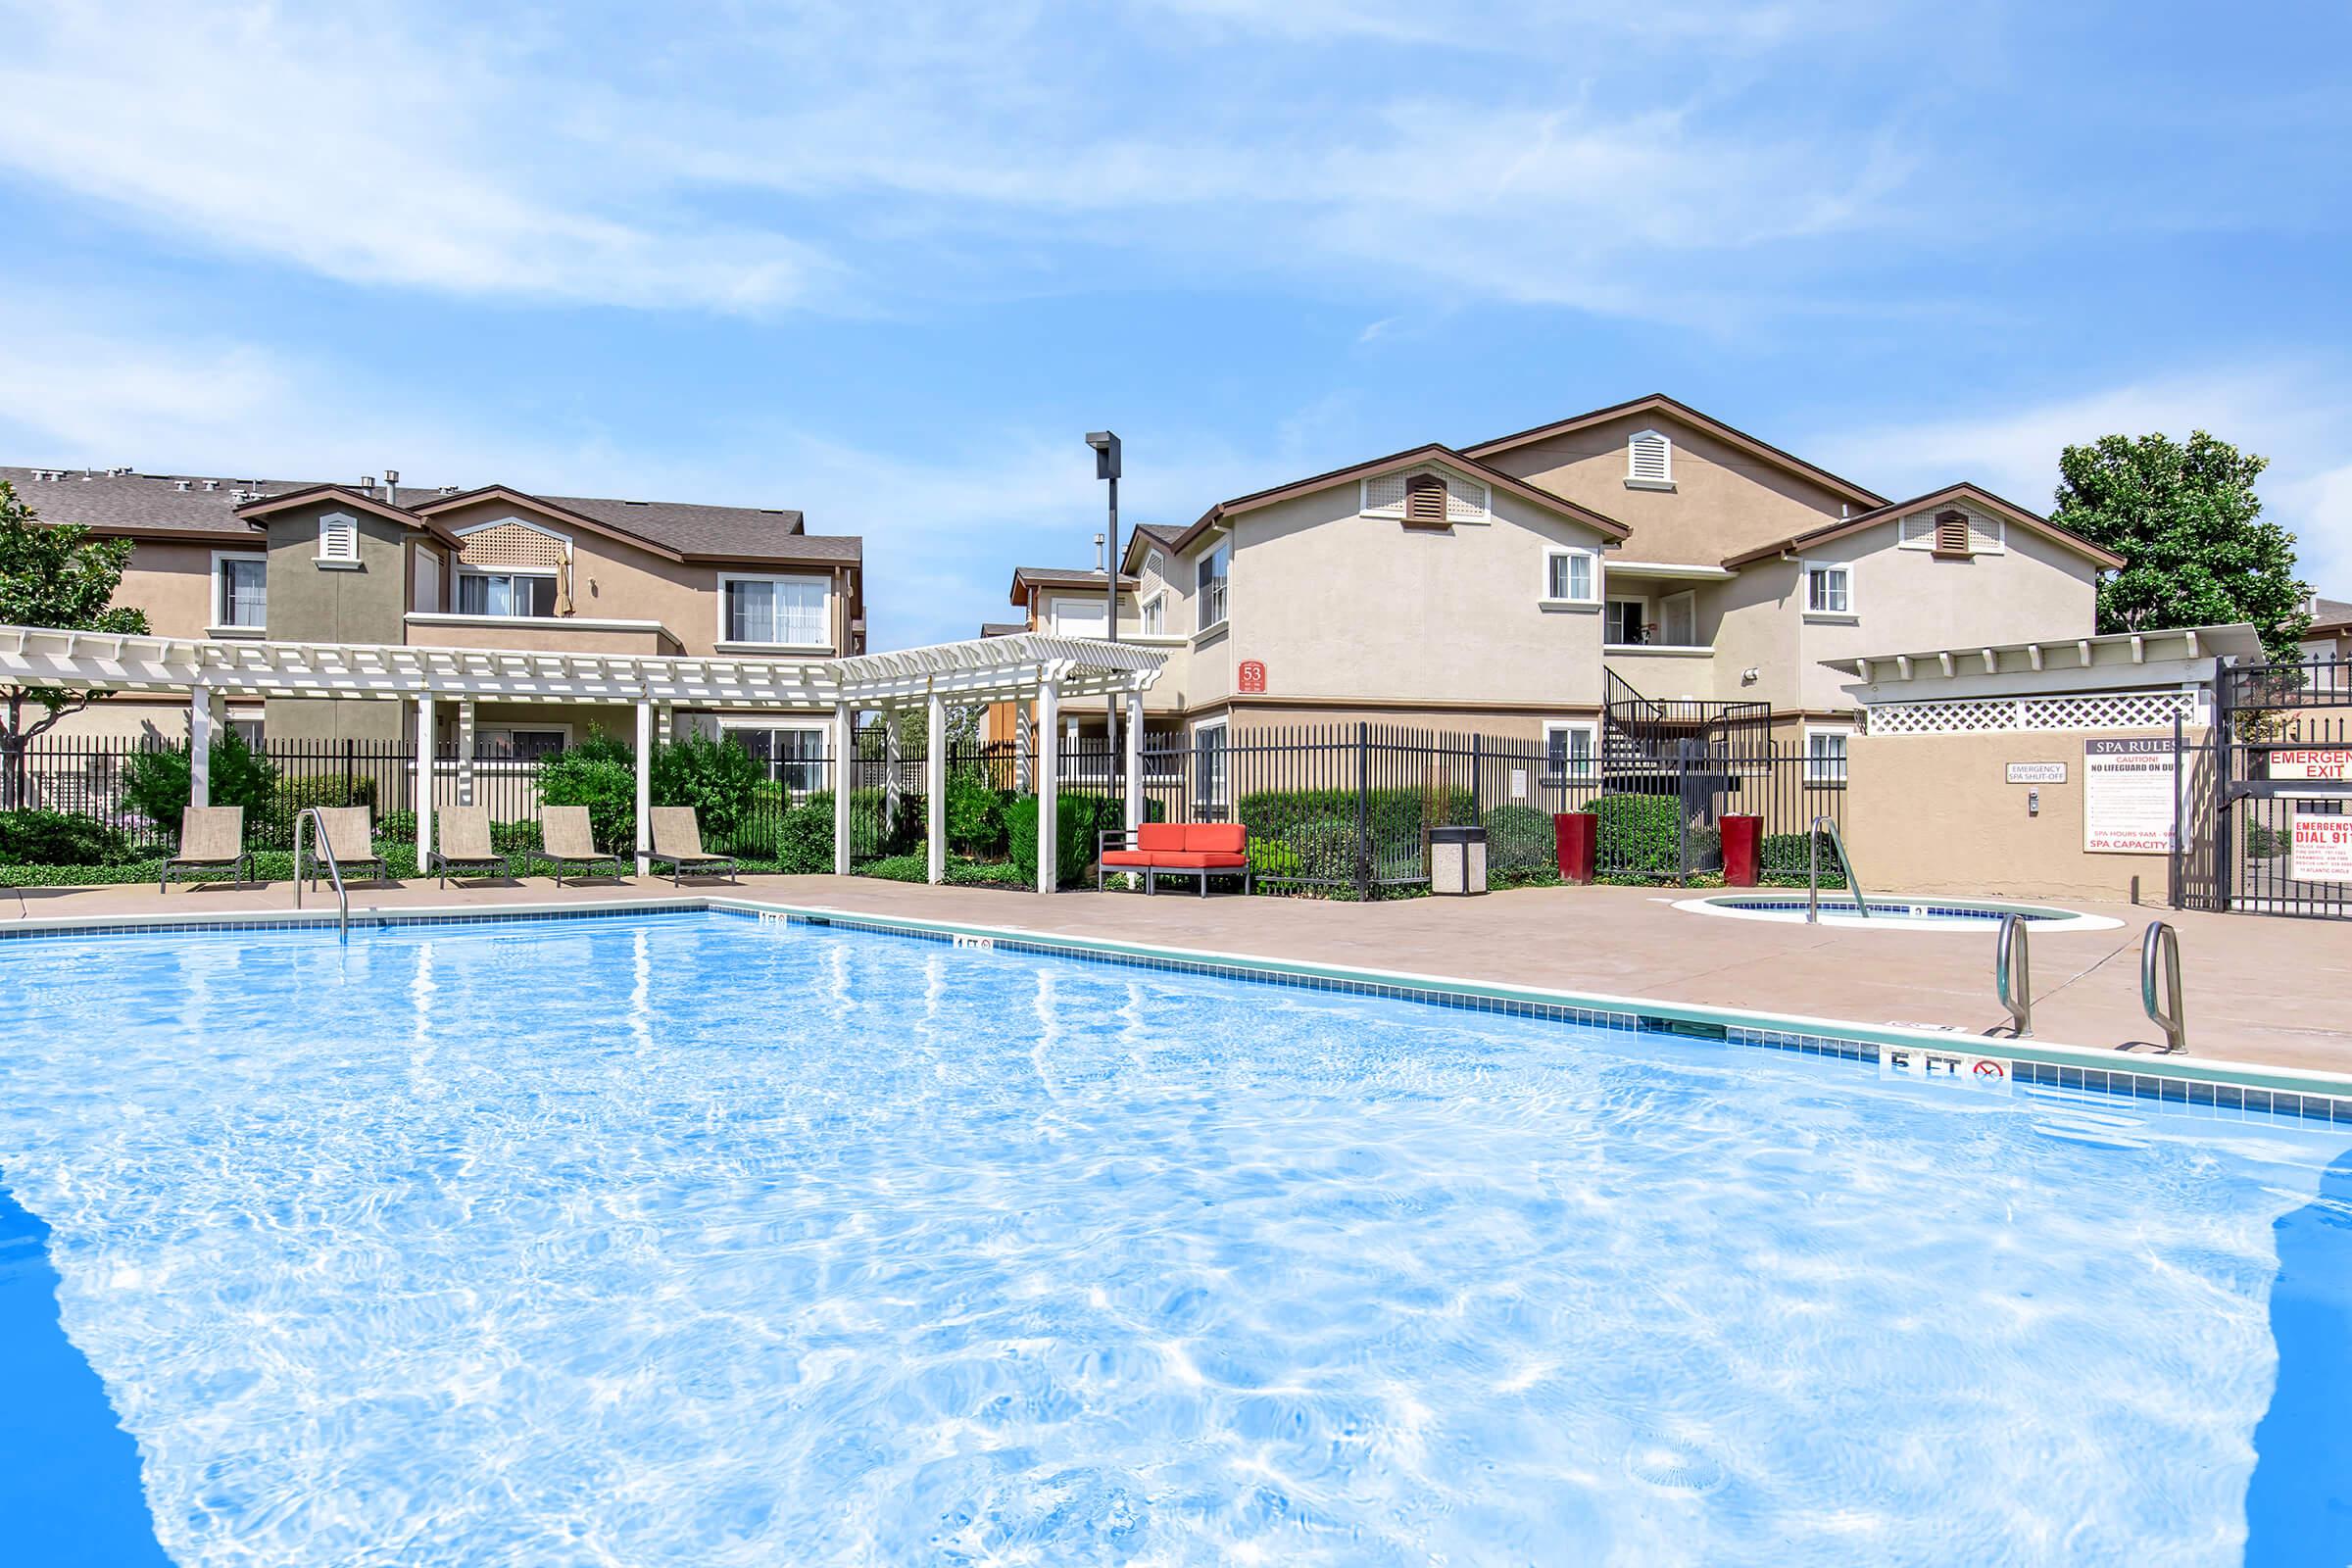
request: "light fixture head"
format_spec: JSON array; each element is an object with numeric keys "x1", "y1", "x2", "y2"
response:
[{"x1": 1085, "y1": 429, "x2": 1121, "y2": 481}]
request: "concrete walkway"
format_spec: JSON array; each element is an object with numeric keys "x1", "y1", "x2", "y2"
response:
[{"x1": 7, "y1": 875, "x2": 2346, "y2": 1075}]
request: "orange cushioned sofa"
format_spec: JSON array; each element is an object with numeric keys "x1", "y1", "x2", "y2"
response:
[{"x1": 1097, "y1": 822, "x2": 1252, "y2": 897}]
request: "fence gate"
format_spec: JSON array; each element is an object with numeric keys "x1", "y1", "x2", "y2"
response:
[{"x1": 2206, "y1": 655, "x2": 2352, "y2": 919}]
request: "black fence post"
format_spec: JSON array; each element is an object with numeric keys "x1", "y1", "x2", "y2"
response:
[{"x1": 1354, "y1": 720, "x2": 1372, "y2": 902}]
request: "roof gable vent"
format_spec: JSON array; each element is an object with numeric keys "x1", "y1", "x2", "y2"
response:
[{"x1": 1626, "y1": 429, "x2": 1673, "y2": 487}]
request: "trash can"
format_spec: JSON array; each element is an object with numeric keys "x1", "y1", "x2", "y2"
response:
[
  {"x1": 1553, "y1": 811, "x2": 1597, "y2": 884},
  {"x1": 1429, "y1": 825, "x2": 1489, "y2": 895},
  {"x1": 1721, "y1": 814, "x2": 1762, "y2": 886}
]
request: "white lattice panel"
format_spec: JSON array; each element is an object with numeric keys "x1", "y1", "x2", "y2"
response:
[
  {"x1": 1867, "y1": 688, "x2": 2199, "y2": 735},
  {"x1": 460, "y1": 521, "x2": 565, "y2": 569},
  {"x1": 1361, "y1": 466, "x2": 1490, "y2": 522}
]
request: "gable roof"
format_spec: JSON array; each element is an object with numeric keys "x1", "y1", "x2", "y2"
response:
[
  {"x1": 2, "y1": 466, "x2": 854, "y2": 567},
  {"x1": 1719, "y1": 481, "x2": 2126, "y2": 570},
  {"x1": 1136, "y1": 443, "x2": 1629, "y2": 565},
  {"x1": 1007, "y1": 566, "x2": 1140, "y2": 606},
  {"x1": 2307, "y1": 596, "x2": 2352, "y2": 634},
  {"x1": 234, "y1": 484, "x2": 463, "y2": 545},
  {"x1": 1463, "y1": 392, "x2": 1887, "y2": 511}
]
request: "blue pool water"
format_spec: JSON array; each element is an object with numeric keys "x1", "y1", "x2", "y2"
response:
[{"x1": 1, "y1": 911, "x2": 2347, "y2": 1565}]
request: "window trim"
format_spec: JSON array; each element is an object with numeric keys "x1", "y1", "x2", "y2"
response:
[
  {"x1": 1045, "y1": 592, "x2": 1111, "y2": 639},
  {"x1": 1139, "y1": 588, "x2": 1167, "y2": 636},
  {"x1": 209, "y1": 549, "x2": 268, "y2": 634},
  {"x1": 1803, "y1": 560, "x2": 1854, "y2": 618},
  {"x1": 717, "y1": 716, "x2": 833, "y2": 791},
  {"x1": 315, "y1": 511, "x2": 361, "y2": 567},
  {"x1": 1542, "y1": 546, "x2": 1599, "y2": 606},
  {"x1": 1625, "y1": 428, "x2": 1674, "y2": 490},
  {"x1": 1544, "y1": 719, "x2": 1599, "y2": 784},
  {"x1": 1192, "y1": 717, "x2": 1230, "y2": 808},
  {"x1": 1803, "y1": 724, "x2": 1854, "y2": 785},
  {"x1": 1603, "y1": 596, "x2": 1649, "y2": 647},
  {"x1": 1194, "y1": 541, "x2": 1231, "y2": 633},
  {"x1": 715, "y1": 571, "x2": 834, "y2": 651},
  {"x1": 454, "y1": 564, "x2": 561, "y2": 618}
]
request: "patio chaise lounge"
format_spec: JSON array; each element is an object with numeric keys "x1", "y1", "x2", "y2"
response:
[
  {"x1": 310, "y1": 806, "x2": 388, "y2": 886},
  {"x1": 1098, "y1": 821, "x2": 1252, "y2": 897},
  {"x1": 427, "y1": 805, "x2": 513, "y2": 887},
  {"x1": 161, "y1": 805, "x2": 253, "y2": 892},
  {"x1": 647, "y1": 807, "x2": 739, "y2": 886},
  {"x1": 539, "y1": 806, "x2": 626, "y2": 885}
]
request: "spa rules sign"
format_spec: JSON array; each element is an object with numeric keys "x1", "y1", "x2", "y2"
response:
[{"x1": 2083, "y1": 737, "x2": 2178, "y2": 855}]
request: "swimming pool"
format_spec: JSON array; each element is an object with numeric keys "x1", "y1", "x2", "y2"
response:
[
  {"x1": 1679, "y1": 891, "x2": 2124, "y2": 931},
  {"x1": 2, "y1": 910, "x2": 2346, "y2": 1564}
]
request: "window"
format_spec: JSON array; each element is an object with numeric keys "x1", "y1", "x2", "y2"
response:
[
  {"x1": 1605, "y1": 599, "x2": 1647, "y2": 645},
  {"x1": 1805, "y1": 728, "x2": 1851, "y2": 783},
  {"x1": 1195, "y1": 542, "x2": 1230, "y2": 631},
  {"x1": 1194, "y1": 720, "x2": 1229, "y2": 808},
  {"x1": 729, "y1": 725, "x2": 830, "y2": 793},
  {"x1": 216, "y1": 555, "x2": 267, "y2": 628},
  {"x1": 1050, "y1": 596, "x2": 1108, "y2": 638},
  {"x1": 1805, "y1": 563, "x2": 1851, "y2": 615},
  {"x1": 1544, "y1": 720, "x2": 1597, "y2": 782},
  {"x1": 1544, "y1": 549, "x2": 1595, "y2": 604},
  {"x1": 317, "y1": 512, "x2": 359, "y2": 564},
  {"x1": 458, "y1": 571, "x2": 559, "y2": 617},
  {"x1": 1627, "y1": 430, "x2": 1672, "y2": 487},
  {"x1": 474, "y1": 726, "x2": 567, "y2": 762},
  {"x1": 1140, "y1": 591, "x2": 1166, "y2": 636},
  {"x1": 722, "y1": 575, "x2": 829, "y2": 646}
]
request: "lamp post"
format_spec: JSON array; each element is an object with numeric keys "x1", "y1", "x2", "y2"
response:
[{"x1": 1085, "y1": 430, "x2": 1122, "y2": 763}]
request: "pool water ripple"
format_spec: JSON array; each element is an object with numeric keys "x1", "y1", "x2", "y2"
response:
[{"x1": 0, "y1": 914, "x2": 2345, "y2": 1565}]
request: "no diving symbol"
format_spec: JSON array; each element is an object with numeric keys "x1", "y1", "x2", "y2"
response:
[{"x1": 1972, "y1": 1058, "x2": 2007, "y2": 1080}]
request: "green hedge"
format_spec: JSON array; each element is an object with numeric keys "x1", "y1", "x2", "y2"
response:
[
  {"x1": 1760, "y1": 830, "x2": 1845, "y2": 888},
  {"x1": 1481, "y1": 803, "x2": 1555, "y2": 875},
  {"x1": 1593, "y1": 792, "x2": 1682, "y2": 875},
  {"x1": 1005, "y1": 793, "x2": 1122, "y2": 888},
  {"x1": 858, "y1": 852, "x2": 1028, "y2": 887},
  {"x1": 0, "y1": 808, "x2": 136, "y2": 866}
]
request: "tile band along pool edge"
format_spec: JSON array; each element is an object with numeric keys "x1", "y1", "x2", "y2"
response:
[{"x1": 5, "y1": 895, "x2": 2347, "y2": 1127}]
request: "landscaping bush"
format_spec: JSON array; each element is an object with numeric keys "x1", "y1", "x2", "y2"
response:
[
  {"x1": 1236, "y1": 784, "x2": 1475, "y2": 851},
  {"x1": 1480, "y1": 803, "x2": 1555, "y2": 874},
  {"x1": 2245, "y1": 818, "x2": 2290, "y2": 859},
  {"x1": 944, "y1": 768, "x2": 1006, "y2": 856},
  {"x1": 121, "y1": 730, "x2": 279, "y2": 827},
  {"x1": 536, "y1": 740, "x2": 638, "y2": 853},
  {"x1": 1592, "y1": 792, "x2": 1681, "y2": 875},
  {"x1": 1005, "y1": 792, "x2": 1121, "y2": 888},
  {"x1": 1758, "y1": 829, "x2": 1845, "y2": 889},
  {"x1": 377, "y1": 810, "x2": 541, "y2": 859},
  {"x1": 775, "y1": 794, "x2": 837, "y2": 874},
  {"x1": 858, "y1": 852, "x2": 1028, "y2": 888},
  {"x1": 651, "y1": 732, "x2": 763, "y2": 841},
  {"x1": 0, "y1": 808, "x2": 133, "y2": 866}
]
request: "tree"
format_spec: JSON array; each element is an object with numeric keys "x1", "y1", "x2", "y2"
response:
[
  {"x1": 0, "y1": 478, "x2": 152, "y2": 806},
  {"x1": 2050, "y1": 431, "x2": 2311, "y2": 661}
]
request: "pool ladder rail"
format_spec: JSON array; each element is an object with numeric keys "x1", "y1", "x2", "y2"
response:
[
  {"x1": 2141, "y1": 919, "x2": 2186, "y2": 1054},
  {"x1": 1993, "y1": 912, "x2": 2032, "y2": 1037},
  {"x1": 1805, "y1": 815, "x2": 1870, "y2": 924},
  {"x1": 292, "y1": 806, "x2": 350, "y2": 940}
]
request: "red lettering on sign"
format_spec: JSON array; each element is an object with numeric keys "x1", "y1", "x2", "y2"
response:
[{"x1": 1238, "y1": 660, "x2": 1266, "y2": 693}]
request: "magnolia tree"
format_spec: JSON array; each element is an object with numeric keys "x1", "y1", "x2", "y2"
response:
[
  {"x1": 2050, "y1": 431, "x2": 2311, "y2": 661},
  {"x1": 0, "y1": 479, "x2": 152, "y2": 807}
]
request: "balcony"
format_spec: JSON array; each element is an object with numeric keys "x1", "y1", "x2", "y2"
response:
[{"x1": 404, "y1": 612, "x2": 683, "y2": 657}]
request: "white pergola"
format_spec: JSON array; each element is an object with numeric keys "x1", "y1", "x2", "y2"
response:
[{"x1": 0, "y1": 624, "x2": 1165, "y2": 892}]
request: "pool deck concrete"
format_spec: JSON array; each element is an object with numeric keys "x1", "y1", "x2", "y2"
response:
[{"x1": 6, "y1": 874, "x2": 2346, "y2": 1076}]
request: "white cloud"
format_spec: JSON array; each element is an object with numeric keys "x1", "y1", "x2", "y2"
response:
[{"x1": 1812, "y1": 368, "x2": 2352, "y2": 596}]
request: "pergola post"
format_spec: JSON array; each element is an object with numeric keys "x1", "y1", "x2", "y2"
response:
[
  {"x1": 1013, "y1": 697, "x2": 1032, "y2": 791},
  {"x1": 926, "y1": 688, "x2": 947, "y2": 885},
  {"x1": 832, "y1": 701, "x2": 854, "y2": 874},
  {"x1": 188, "y1": 684, "x2": 213, "y2": 808},
  {"x1": 1036, "y1": 674, "x2": 1059, "y2": 893},
  {"x1": 456, "y1": 699, "x2": 476, "y2": 808},
  {"x1": 416, "y1": 694, "x2": 436, "y2": 868},
  {"x1": 633, "y1": 698, "x2": 653, "y2": 877},
  {"x1": 1124, "y1": 689, "x2": 1143, "y2": 833}
]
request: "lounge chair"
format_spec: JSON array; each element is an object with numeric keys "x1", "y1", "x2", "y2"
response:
[
  {"x1": 1099, "y1": 821, "x2": 1252, "y2": 896},
  {"x1": 310, "y1": 806, "x2": 388, "y2": 886},
  {"x1": 539, "y1": 806, "x2": 625, "y2": 885},
  {"x1": 647, "y1": 807, "x2": 739, "y2": 885},
  {"x1": 161, "y1": 805, "x2": 252, "y2": 892},
  {"x1": 427, "y1": 805, "x2": 512, "y2": 887}
]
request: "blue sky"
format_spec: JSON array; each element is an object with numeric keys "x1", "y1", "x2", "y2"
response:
[{"x1": 2, "y1": 0, "x2": 2347, "y2": 649}]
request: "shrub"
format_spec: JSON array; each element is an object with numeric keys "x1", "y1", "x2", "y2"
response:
[
  {"x1": 536, "y1": 744, "x2": 637, "y2": 853},
  {"x1": 2246, "y1": 818, "x2": 2290, "y2": 859},
  {"x1": 1481, "y1": 803, "x2": 1555, "y2": 874},
  {"x1": 651, "y1": 733, "x2": 762, "y2": 840},
  {"x1": 1592, "y1": 792, "x2": 1681, "y2": 875},
  {"x1": 944, "y1": 768, "x2": 1006, "y2": 856},
  {"x1": 857, "y1": 852, "x2": 1027, "y2": 887},
  {"x1": 121, "y1": 730, "x2": 279, "y2": 828},
  {"x1": 0, "y1": 808, "x2": 133, "y2": 866},
  {"x1": 1005, "y1": 792, "x2": 1120, "y2": 888},
  {"x1": 1758, "y1": 830, "x2": 1845, "y2": 890},
  {"x1": 776, "y1": 795, "x2": 836, "y2": 874}
]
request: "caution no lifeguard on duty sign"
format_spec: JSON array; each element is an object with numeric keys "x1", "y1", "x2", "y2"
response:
[{"x1": 2291, "y1": 812, "x2": 2352, "y2": 883}]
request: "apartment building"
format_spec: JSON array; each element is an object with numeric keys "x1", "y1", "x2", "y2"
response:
[
  {"x1": 9, "y1": 466, "x2": 861, "y2": 765},
  {"x1": 1076, "y1": 394, "x2": 2119, "y2": 784}
]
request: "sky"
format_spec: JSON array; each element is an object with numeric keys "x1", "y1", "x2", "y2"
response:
[{"x1": 1, "y1": 0, "x2": 2347, "y2": 649}]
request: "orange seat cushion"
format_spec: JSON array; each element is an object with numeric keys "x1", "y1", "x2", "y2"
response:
[
  {"x1": 1100, "y1": 850, "x2": 1156, "y2": 867},
  {"x1": 1156, "y1": 851, "x2": 1249, "y2": 868},
  {"x1": 1182, "y1": 824, "x2": 1247, "y2": 855},
  {"x1": 1136, "y1": 822, "x2": 1186, "y2": 853}
]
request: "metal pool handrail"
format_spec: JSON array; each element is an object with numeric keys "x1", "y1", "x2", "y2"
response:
[
  {"x1": 293, "y1": 807, "x2": 349, "y2": 940},
  {"x1": 1806, "y1": 815, "x2": 1871, "y2": 924},
  {"x1": 2141, "y1": 920, "x2": 2185, "y2": 1054},
  {"x1": 1994, "y1": 912, "x2": 2033, "y2": 1036}
]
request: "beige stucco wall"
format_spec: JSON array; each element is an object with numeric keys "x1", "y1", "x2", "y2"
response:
[
  {"x1": 114, "y1": 539, "x2": 256, "y2": 640},
  {"x1": 1197, "y1": 481, "x2": 1612, "y2": 713},
  {"x1": 1843, "y1": 726, "x2": 2187, "y2": 903},
  {"x1": 1476, "y1": 409, "x2": 1852, "y2": 566}
]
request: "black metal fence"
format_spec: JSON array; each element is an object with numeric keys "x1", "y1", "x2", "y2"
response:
[{"x1": 2202, "y1": 655, "x2": 2352, "y2": 920}]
